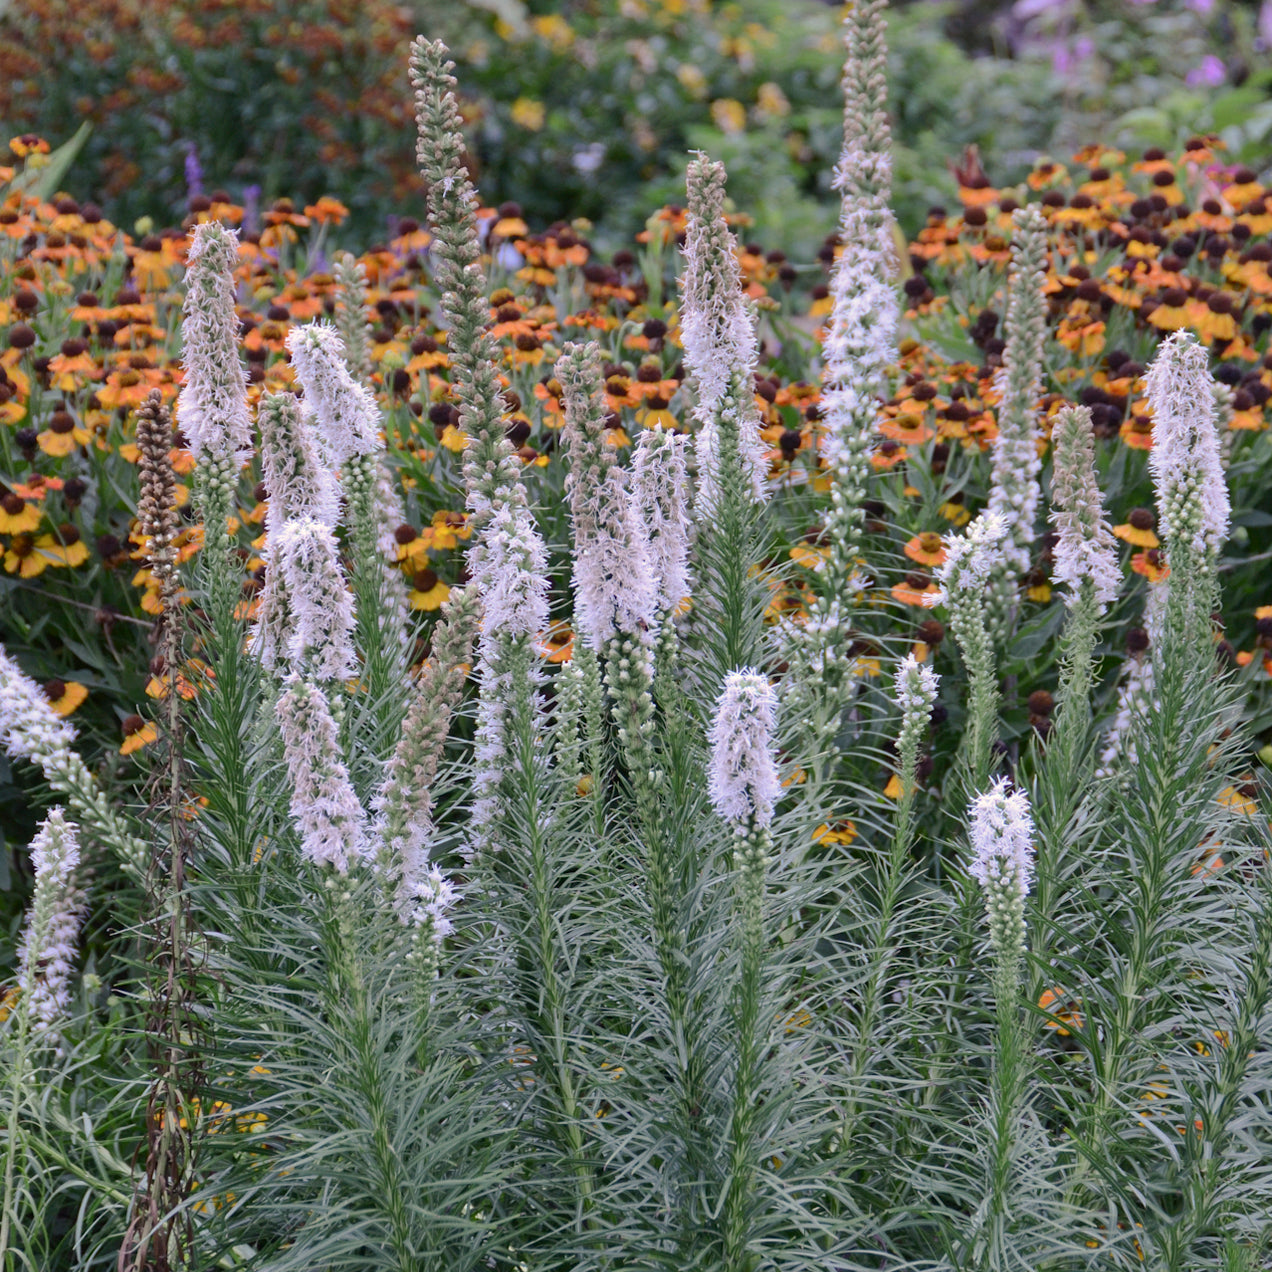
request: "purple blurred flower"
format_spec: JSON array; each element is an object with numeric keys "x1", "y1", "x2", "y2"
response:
[
  {"x1": 183, "y1": 144, "x2": 204, "y2": 200},
  {"x1": 1186, "y1": 54, "x2": 1226, "y2": 87},
  {"x1": 1259, "y1": 0, "x2": 1272, "y2": 46},
  {"x1": 1186, "y1": 0, "x2": 1215, "y2": 13},
  {"x1": 1052, "y1": 34, "x2": 1094, "y2": 74},
  {"x1": 242, "y1": 184, "x2": 261, "y2": 236}
]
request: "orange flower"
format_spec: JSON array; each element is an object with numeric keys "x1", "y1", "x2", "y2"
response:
[
  {"x1": 304, "y1": 196, "x2": 349, "y2": 225},
  {"x1": 0, "y1": 492, "x2": 41, "y2": 533},
  {"x1": 1038, "y1": 987, "x2": 1082, "y2": 1036},
  {"x1": 904, "y1": 531, "x2": 946, "y2": 567},
  {"x1": 43, "y1": 679, "x2": 88, "y2": 717},
  {"x1": 892, "y1": 574, "x2": 941, "y2": 607},
  {"x1": 812, "y1": 820, "x2": 858, "y2": 845},
  {"x1": 120, "y1": 714, "x2": 158, "y2": 755},
  {"x1": 1113, "y1": 509, "x2": 1159, "y2": 549},
  {"x1": 1131, "y1": 549, "x2": 1169, "y2": 582}
]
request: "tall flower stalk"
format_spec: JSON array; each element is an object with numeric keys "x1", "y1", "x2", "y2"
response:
[
  {"x1": 927, "y1": 511, "x2": 1009, "y2": 794},
  {"x1": 414, "y1": 40, "x2": 596, "y2": 1221},
  {"x1": 1, "y1": 811, "x2": 84, "y2": 1267},
  {"x1": 286, "y1": 321, "x2": 408, "y2": 699},
  {"x1": 681, "y1": 154, "x2": 769, "y2": 682},
  {"x1": 962, "y1": 778, "x2": 1038, "y2": 1264},
  {"x1": 127, "y1": 390, "x2": 202, "y2": 1272},
  {"x1": 177, "y1": 220, "x2": 249, "y2": 612},
  {"x1": 1029, "y1": 405, "x2": 1120, "y2": 972},
  {"x1": 1144, "y1": 328, "x2": 1229, "y2": 646},
  {"x1": 818, "y1": 0, "x2": 898, "y2": 601},
  {"x1": 708, "y1": 670, "x2": 780, "y2": 1269},
  {"x1": 985, "y1": 207, "x2": 1048, "y2": 637}
]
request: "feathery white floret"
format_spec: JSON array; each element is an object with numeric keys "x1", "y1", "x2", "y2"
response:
[
  {"x1": 681, "y1": 154, "x2": 769, "y2": 512},
  {"x1": 927, "y1": 511, "x2": 1010, "y2": 609},
  {"x1": 177, "y1": 221, "x2": 253, "y2": 465},
  {"x1": 276, "y1": 675, "x2": 371, "y2": 872},
  {"x1": 16, "y1": 809, "x2": 84, "y2": 1032},
  {"x1": 256, "y1": 390, "x2": 341, "y2": 528},
  {"x1": 472, "y1": 500, "x2": 550, "y2": 641},
  {"x1": 273, "y1": 517, "x2": 356, "y2": 681},
  {"x1": 0, "y1": 647, "x2": 76, "y2": 762},
  {"x1": 632, "y1": 426, "x2": 693, "y2": 616},
  {"x1": 987, "y1": 207, "x2": 1048, "y2": 573},
  {"x1": 1144, "y1": 329, "x2": 1229, "y2": 560},
  {"x1": 1049, "y1": 406, "x2": 1121, "y2": 610},
  {"x1": 286, "y1": 321, "x2": 382, "y2": 464},
  {"x1": 893, "y1": 653, "x2": 939, "y2": 717},
  {"x1": 708, "y1": 669, "x2": 781, "y2": 830},
  {"x1": 968, "y1": 776, "x2": 1035, "y2": 899}
]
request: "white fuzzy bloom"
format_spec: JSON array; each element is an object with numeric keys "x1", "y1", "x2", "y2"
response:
[
  {"x1": 987, "y1": 207, "x2": 1048, "y2": 573},
  {"x1": 1049, "y1": 406, "x2": 1121, "y2": 610},
  {"x1": 286, "y1": 322, "x2": 382, "y2": 464},
  {"x1": 1144, "y1": 329, "x2": 1229, "y2": 560},
  {"x1": 927, "y1": 511, "x2": 1010, "y2": 609},
  {"x1": 276, "y1": 675, "x2": 371, "y2": 872},
  {"x1": 632, "y1": 426, "x2": 693, "y2": 616},
  {"x1": 273, "y1": 517, "x2": 356, "y2": 681},
  {"x1": 968, "y1": 776, "x2": 1035, "y2": 899},
  {"x1": 708, "y1": 669, "x2": 781, "y2": 829},
  {"x1": 0, "y1": 647, "x2": 76, "y2": 762},
  {"x1": 17, "y1": 809, "x2": 84, "y2": 1032},
  {"x1": 256, "y1": 390, "x2": 341, "y2": 528},
  {"x1": 405, "y1": 864, "x2": 458, "y2": 943},
  {"x1": 681, "y1": 155, "x2": 769, "y2": 513},
  {"x1": 177, "y1": 221, "x2": 253, "y2": 465},
  {"x1": 472, "y1": 500, "x2": 550, "y2": 640},
  {"x1": 893, "y1": 653, "x2": 939, "y2": 716}
]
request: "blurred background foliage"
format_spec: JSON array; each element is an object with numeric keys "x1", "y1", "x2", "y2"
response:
[{"x1": 2, "y1": 0, "x2": 1272, "y2": 254}]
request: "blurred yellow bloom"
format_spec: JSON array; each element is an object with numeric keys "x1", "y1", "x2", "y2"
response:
[
  {"x1": 676, "y1": 64, "x2": 708, "y2": 98},
  {"x1": 530, "y1": 14, "x2": 574, "y2": 50},
  {"x1": 511, "y1": 98, "x2": 545, "y2": 132},
  {"x1": 755, "y1": 82, "x2": 790, "y2": 119},
  {"x1": 710, "y1": 98, "x2": 747, "y2": 136}
]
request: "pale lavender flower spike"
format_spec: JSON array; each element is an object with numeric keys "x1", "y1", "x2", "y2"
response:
[
  {"x1": 286, "y1": 321, "x2": 383, "y2": 464},
  {"x1": 178, "y1": 220, "x2": 254, "y2": 466},
  {"x1": 968, "y1": 776, "x2": 1035, "y2": 900},
  {"x1": 709, "y1": 670, "x2": 781, "y2": 829}
]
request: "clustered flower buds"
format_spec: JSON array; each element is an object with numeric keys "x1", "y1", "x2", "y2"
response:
[
  {"x1": 1049, "y1": 406, "x2": 1121, "y2": 611},
  {"x1": 276, "y1": 674, "x2": 371, "y2": 873},
  {"x1": 708, "y1": 670, "x2": 781, "y2": 831},
  {"x1": 988, "y1": 206, "x2": 1048, "y2": 578},
  {"x1": 16, "y1": 809, "x2": 85, "y2": 1033},
  {"x1": 273, "y1": 517, "x2": 357, "y2": 682},
  {"x1": 631, "y1": 425, "x2": 693, "y2": 619},
  {"x1": 968, "y1": 777, "x2": 1035, "y2": 969},
  {"x1": 558, "y1": 342, "x2": 659, "y2": 650},
  {"x1": 286, "y1": 322, "x2": 382, "y2": 465},
  {"x1": 177, "y1": 220, "x2": 253, "y2": 467},
  {"x1": 681, "y1": 153, "x2": 768, "y2": 515},
  {"x1": 1144, "y1": 329, "x2": 1230, "y2": 572},
  {"x1": 893, "y1": 653, "x2": 939, "y2": 787}
]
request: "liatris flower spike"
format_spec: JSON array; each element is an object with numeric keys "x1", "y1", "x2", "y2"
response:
[
  {"x1": 285, "y1": 322, "x2": 382, "y2": 466},
  {"x1": 1049, "y1": 406, "x2": 1121, "y2": 612},
  {"x1": 968, "y1": 777, "x2": 1035, "y2": 971},
  {"x1": 15, "y1": 809, "x2": 85, "y2": 1034},
  {"x1": 709, "y1": 670, "x2": 781, "y2": 832},
  {"x1": 177, "y1": 220, "x2": 253, "y2": 468},
  {"x1": 276, "y1": 675, "x2": 371, "y2": 873},
  {"x1": 1144, "y1": 329, "x2": 1229, "y2": 574}
]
